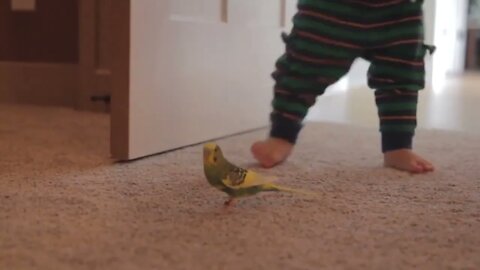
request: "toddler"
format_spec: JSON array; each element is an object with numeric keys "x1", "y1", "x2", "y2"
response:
[{"x1": 252, "y1": 0, "x2": 435, "y2": 173}]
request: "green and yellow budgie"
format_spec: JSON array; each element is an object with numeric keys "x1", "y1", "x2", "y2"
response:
[{"x1": 203, "y1": 142, "x2": 313, "y2": 206}]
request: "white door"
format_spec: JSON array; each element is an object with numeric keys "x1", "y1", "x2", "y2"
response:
[
  {"x1": 432, "y1": 0, "x2": 469, "y2": 82},
  {"x1": 449, "y1": 0, "x2": 469, "y2": 75},
  {"x1": 432, "y1": 0, "x2": 456, "y2": 86},
  {"x1": 111, "y1": 0, "x2": 295, "y2": 160}
]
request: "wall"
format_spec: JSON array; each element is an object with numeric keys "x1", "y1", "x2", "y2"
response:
[
  {"x1": 0, "y1": 0, "x2": 78, "y2": 62},
  {"x1": 469, "y1": 0, "x2": 480, "y2": 27},
  {"x1": 432, "y1": 0, "x2": 469, "y2": 85},
  {"x1": 0, "y1": 0, "x2": 79, "y2": 106}
]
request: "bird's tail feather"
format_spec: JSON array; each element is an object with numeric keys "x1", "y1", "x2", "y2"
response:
[{"x1": 263, "y1": 183, "x2": 317, "y2": 196}]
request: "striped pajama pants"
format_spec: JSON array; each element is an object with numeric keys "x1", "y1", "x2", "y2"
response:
[{"x1": 270, "y1": 0, "x2": 434, "y2": 152}]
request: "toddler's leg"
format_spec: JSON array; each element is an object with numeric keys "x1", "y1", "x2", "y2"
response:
[
  {"x1": 367, "y1": 19, "x2": 434, "y2": 172},
  {"x1": 374, "y1": 89, "x2": 434, "y2": 173},
  {"x1": 252, "y1": 0, "x2": 362, "y2": 167}
]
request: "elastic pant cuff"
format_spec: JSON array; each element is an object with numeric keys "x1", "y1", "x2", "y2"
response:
[
  {"x1": 382, "y1": 132, "x2": 414, "y2": 153},
  {"x1": 270, "y1": 113, "x2": 303, "y2": 144}
]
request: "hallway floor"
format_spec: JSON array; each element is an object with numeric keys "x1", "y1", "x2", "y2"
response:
[
  {"x1": 0, "y1": 73, "x2": 479, "y2": 270},
  {"x1": 308, "y1": 72, "x2": 480, "y2": 134}
]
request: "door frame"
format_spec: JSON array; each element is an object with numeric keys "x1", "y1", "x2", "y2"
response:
[
  {"x1": 78, "y1": 0, "x2": 115, "y2": 112},
  {"x1": 108, "y1": 0, "x2": 130, "y2": 159},
  {"x1": 78, "y1": 0, "x2": 130, "y2": 158}
]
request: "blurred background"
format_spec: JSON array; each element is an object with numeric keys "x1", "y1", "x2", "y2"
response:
[
  {"x1": 307, "y1": 0, "x2": 480, "y2": 135},
  {"x1": 1, "y1": 0, "x2": 479, "y2": 106},
  {"x1": 0, "y1": 0, "x2": 479, "y2": 159}
]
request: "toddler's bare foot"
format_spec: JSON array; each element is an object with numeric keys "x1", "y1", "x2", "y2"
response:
[
  {"x1": 251, "y1": 138, "x2": 293, "y2": 168},
  {"x1": 384, "y1": 149, "x2": 434, "y2": 174}
]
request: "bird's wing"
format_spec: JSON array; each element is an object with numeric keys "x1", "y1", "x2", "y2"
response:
[{"x1": 222, "y1": 167, "x2": 274, "y2": 189}]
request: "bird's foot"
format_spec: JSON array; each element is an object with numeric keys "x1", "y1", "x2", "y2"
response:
[{"x1": 224, "y1": 198, "x2": 235, "y2": 207}]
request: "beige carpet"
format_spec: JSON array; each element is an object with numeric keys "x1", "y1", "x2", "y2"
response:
[{"x1": 1, "y1": 104, "x2": 479, "y2": 270}]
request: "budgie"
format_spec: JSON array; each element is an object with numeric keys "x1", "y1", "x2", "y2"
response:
[{"x1": 203, "y1": 142, "x2": 314, "y2": 206}]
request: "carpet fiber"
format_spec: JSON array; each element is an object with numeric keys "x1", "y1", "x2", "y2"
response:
[{"x1": 1, "y1": 104, "x2": 479, "y2": 270}]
